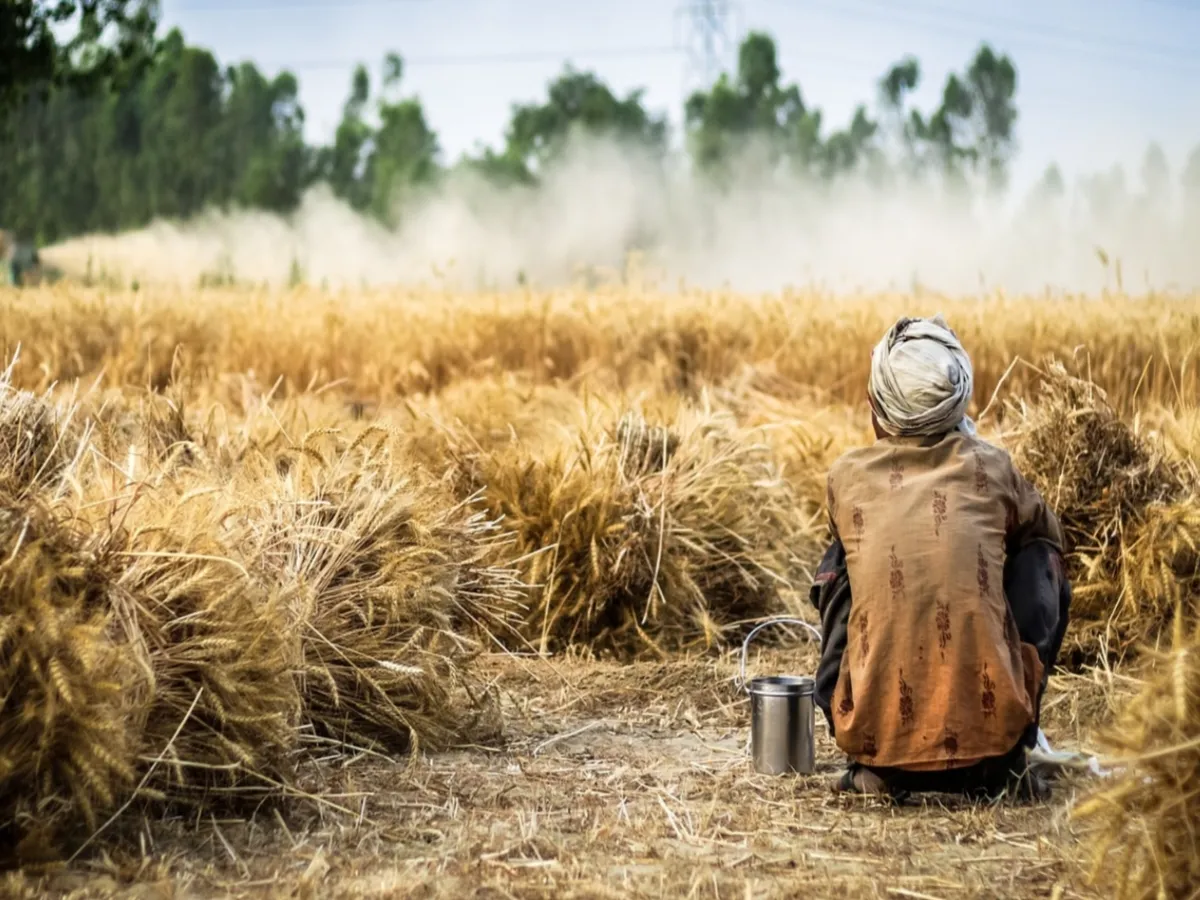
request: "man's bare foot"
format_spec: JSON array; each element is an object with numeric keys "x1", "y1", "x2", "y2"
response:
[{"x1": 833, "y1": 766, "x2": 890, "y2": 796}]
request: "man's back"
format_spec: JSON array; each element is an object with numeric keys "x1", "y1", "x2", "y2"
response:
[{"x1": 825, "y1": 432, "x2": 1063, "y2": 770}]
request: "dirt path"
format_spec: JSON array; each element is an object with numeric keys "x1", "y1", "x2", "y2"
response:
[{"x1": 8, "y1": 649, "x2": 1116, "y2": 899}]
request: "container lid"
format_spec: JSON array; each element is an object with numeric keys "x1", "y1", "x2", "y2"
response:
[{"x1": 748, "y1": 675, "x2": 815, "y2": 697}]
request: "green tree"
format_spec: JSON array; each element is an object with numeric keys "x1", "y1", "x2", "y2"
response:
[
  {"x1": 964, "y1": 45, "x2": 1018, "y2": 189},
  {"x1": 219, "y1": 63, "x2": 310, "y2": 212},
  {"x1": 136, "y1": 30, "x2": 225, "y2": 219},
  {"x1": 457, "y1": 146, "x2": 535, "y2": 186},
  {"x1": 1080, "y1": 164, "x2": 1130, "y2": 222},
  {"x1": 483, "y1": 67, "x2": 667, "y2": 184},
  {"x1": 1183, "y1": 145, "x2": 1200, "y2": 218},
  {"x1": 921, "y1": 45, "x2": 1018, "y2": 190},
  {"x1": 0, "y1": 20, "x2": 320, "y2": 242},
  {"x1": 1019, "y1": 163, "x2": 1067, "y2": 229},
  {"x1": 315, "y1": 64, "x2": 373, "y2": 211},
  {"x1": 878, "y1": 56, "x2": 929, "y2": 178},
  {"x1": 0, "y1": 0, "x2": 158, "y2": 111},
  {"x1": 684, "y1": 32, "x2": 809, "y2": 176},
  {"x1": 91, "y1": 64, "x2": 150, "y2": 229},
  {"x1": 0, "y1": 22, "x2": 1061, "y2": 252},
  {"x1": 820, "y1": 106, "x2": 880, "y2": 180},
  {"x1": 312, "y1": 54, "x2": 440, "y2": 222},
  {"x1": 366, "y1": 53, "x2": 439, "y2": 222},
  {"x1": 685, "y1": 32, "x2": 880, "y2": 183},
  {"x1": 1035, "y1": 163, "x2": 1065, "y2": 201}
]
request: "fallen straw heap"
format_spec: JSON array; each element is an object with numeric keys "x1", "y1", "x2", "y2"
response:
[
  {"x1": 440, "y1": 403, "x2": 815, "y2": 657},
  {"x1": 114, "y1": 522, "x2": 302, "y2": 806},
  {"x1": 0, "y1": 494, "x2": 142, "y2": 859},
  {"x1": 1073, "y1": 608, "x2": 1200, "y2": 899},
  {"x1": 0, "y1": 383, "x2": 525, "y2": 859},
  {"x1": 240, "y1": 428, "x2": 524, "y2": 754},
  {"x1": 0, "y1": 383, "x2": 83, "y2": 493},
  {"x1": 1005, "y1": 361, "x2": 1200, "y2": 660}
]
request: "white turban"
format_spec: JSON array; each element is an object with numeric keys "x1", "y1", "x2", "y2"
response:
[{"x1": 868, "y1": 314, "x2": 976, "y2": 437}]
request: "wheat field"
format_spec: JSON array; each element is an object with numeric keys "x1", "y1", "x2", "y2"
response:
[{"x1": 0, "y1": 282, "x2": 1196, "y2": 899}]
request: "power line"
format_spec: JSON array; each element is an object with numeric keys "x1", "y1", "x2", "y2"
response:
[
  {"x1": 170, "y1": 0, "x2": 1200, "y2": 81},
  {"x1": 175, "y1": 0, "x2": 1200, "y2": 76},
  {"x1": 1138, "y1": 0, "x2": 1200, "y2": 12},
  {"x1": 243, "y1": 41, "x2": 1179, "y2": 107},
  {"x1": 173, "y1": 0, "x2": 1200, "y2": 11},
  {"x1": 774, "y1": 0, "x2": 1200, "y2": 76},
  {"x1": 171, "y1": 0, "x2": 433, "y2": 10},
  {"x1": 854, "y1": 0, "x2": 1197, "y2": 62},
  {"x1": 265, "y1": 46, "x2": 683, "y2": 71}
]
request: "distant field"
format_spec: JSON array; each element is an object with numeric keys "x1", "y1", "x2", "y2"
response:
[{"x1": 0, "y1": 283, "x2": 1195, "y2": 899}]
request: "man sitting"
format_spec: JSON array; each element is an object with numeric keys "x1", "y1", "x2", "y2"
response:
[{"x1": 811, "y1": 314, "x2": 1071, "y2": 801}]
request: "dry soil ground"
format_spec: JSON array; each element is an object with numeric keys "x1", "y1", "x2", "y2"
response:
[{"x1": 6, "y1": 645, "x2": 1126, "y2": 900}]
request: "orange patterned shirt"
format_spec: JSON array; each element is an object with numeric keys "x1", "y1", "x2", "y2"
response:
[{"x1": 826, "y1": 432, "x2": 1064, "y2": 771}]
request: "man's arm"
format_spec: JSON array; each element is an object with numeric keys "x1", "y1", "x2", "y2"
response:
[
  {"x1": 1001, "y1": 455, "x2": 1073, "y2": 686},
  {"x1": 1004, "y1": 457, "x2": 1065, "y2": 553},
  {"x1": 810, "y1": 539, "x2": 850, "y2": 735}
]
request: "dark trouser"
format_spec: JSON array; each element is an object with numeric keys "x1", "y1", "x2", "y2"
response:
[
  {"x1": 810, "y1": 539, "x2": 1072, "y2": 796},
  {"x1": 855, "y1": 741, "x2": 1030, "y2": 798},
  {"x1": 1002, "y1": 540, "x2": 1072, "y2": 750}
]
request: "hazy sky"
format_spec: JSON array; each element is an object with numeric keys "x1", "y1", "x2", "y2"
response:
[{"x1": 163, "y1": 0, "x2": 1200, "y2": 196}]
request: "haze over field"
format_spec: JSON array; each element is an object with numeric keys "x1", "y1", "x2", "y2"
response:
[
  {"x1": 10, "y1": 2, "x2": 1197, "y2": 296},
  {"x1": 43, "y1": 134, "x2": 1199, "y2": 295}
]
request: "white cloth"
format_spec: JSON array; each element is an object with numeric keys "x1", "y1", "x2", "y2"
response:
[
  {"x1": 1031, "y1": 728, "x2": 1112, "y2": 778},
  {"x1": 868, "y1": 314, "x2": 976, "y2": 437}
]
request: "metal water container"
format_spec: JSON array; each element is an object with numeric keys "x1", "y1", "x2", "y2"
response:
[
  {"x1": 748, "y1": 675, "x2": 816, "y2": 775},
  {"x1": 739, "y1": 617, "x2": 820, "y2": 776}
]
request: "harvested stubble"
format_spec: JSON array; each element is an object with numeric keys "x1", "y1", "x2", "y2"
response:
[
  {"x1": 1005, "y1": 362, "x2": 1200, "y2": 660},
  {"x1": 452, "y1": 403, "x2": 815, "y2": 657},
  {"x1": 1072, "y1": 610, "x2": 1200, "y2": 899},
  {"x1": 0, "y1": 494, "x2": 142, "y2": 859},
  {"x1": 242, "y1": 430, "x2": 523, "y2": 754}
]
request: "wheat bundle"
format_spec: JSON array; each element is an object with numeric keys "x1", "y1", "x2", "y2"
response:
[
  {"x1": 397, "y1": 376, "x2": 589, "y2": 492},
  {"x1": 1005, "y1": 362, "x2": 1197, "y2": 658},
  {"x1": 133, "y1": 391, "x2": 199, "y2": 468},
  {"x1": 244, "y1": 431, "x2": 522, "y2": 754},
  {"x1": 464, "y1": 404, "x2": 810, "y2": 657},
  {"x1": 1073, "y1": 610, "x2": 1200, "y2": 899},
  {"x1": 0, "y1": 383, "x2": 81, "y2": 494},
  {"x1": 717, "y1": 385, "x2": 873, "y2": 515},
  {"x1": 87, "y1": 387, "x2": 206, "y2": 483},
  {"x1": 114, "y1": 525, "x2": 301, "y2": 805},
  {"x1": 0, "y1": 496, "x2": 144, "y2": 858}
]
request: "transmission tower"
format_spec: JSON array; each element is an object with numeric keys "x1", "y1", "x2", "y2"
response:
[{"x1": 674, "y1": 0, "x2": 739, "y2": 95}]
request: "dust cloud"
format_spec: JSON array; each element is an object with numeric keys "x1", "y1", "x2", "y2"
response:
[{"x1": 42, "y1": 134, "x2": 1200, "y2": 295}]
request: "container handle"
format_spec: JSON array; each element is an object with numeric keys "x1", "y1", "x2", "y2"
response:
[{"x1": 737, "y1": 617, "x2": 822, "y2": 694}]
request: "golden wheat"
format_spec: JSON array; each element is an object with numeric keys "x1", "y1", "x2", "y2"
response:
[
  {"x1": 237, "y1": 429, "x2": 523, "y2": 753},
  {"x1": 0, "y1": 493, "x2": 143, "y2": 859},
  {"x1": 0, "y1": 280, "x2": 1198, "y2": 874},
  {"x1": 1073, "y1": 608, "x2": 1200, "y2": 899},
  {"x1": 4, "y1": 286, "x2": 1200, "y2": 412},
  {"x1": 425, "y1": 401, "x2": 816, "y2": 657},
  {"x1": 1004, "y1": 361, "x2": 1200, "y2": 660}
]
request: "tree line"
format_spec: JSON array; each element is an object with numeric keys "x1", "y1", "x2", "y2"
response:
[{"x1": 2, "y1": 0, "x2": 1198, "y2": 246}]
